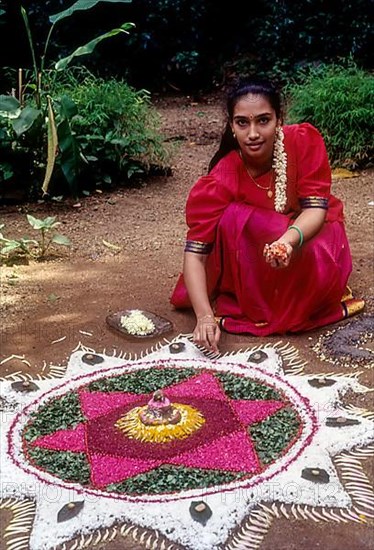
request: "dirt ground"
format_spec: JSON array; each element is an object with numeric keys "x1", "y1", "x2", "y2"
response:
[{"x1": 0, "y1": 94, "x2": 373, "y2": 549}]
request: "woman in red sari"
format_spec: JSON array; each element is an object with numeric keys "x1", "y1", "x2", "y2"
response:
[{"x1": 170, "y1": 77, "x2": 364, "y2": 351}]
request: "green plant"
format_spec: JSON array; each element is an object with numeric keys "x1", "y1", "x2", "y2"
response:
[
  {"x1": 49, "y1": 68, "x2": 170, "y2": 184},
  {"x1": 0, "y1": 0, "x2": 134, "y2": 196},
  {"x1": 26, "y1": 214, "x2": 71, "y2": 257},
  {"x1": 285, "y1": 61, "x2": 374, "y2": 168},
  {"x1": 0, "y1": 215, "x2": 71, "y2": 261},
  {"x1": 0, "y1": 224, "x2": 38, "y2": 258}
]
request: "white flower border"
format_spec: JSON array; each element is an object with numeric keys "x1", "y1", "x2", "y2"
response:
[{"x1": 1, "y1": 337, "x2": 374, "y2": 550}]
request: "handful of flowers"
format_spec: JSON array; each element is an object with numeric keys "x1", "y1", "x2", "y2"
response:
[
  {"x1": 264, "y1": 242, "x2": 289, "y2": 263},
  {"x1": 120, "y1": 310, "x2": 156, "y2": 336}
]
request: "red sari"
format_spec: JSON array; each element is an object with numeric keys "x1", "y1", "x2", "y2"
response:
[{"x1": 171, "y1": 123, "x2": 363, "y2": 335}]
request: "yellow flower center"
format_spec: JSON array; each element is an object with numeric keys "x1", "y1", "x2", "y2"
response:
[{"x1": 115, "y1": 404, "x2": 205, "y2": 443}]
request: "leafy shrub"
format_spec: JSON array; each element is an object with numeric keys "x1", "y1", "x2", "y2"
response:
[
  {"x1": 0, "y1": 1, "x2": 144, "y2": 199},
  {"x1": 285, "y1": 62, "x2": 374, "y2": 168},
  {"x1": 49, "y1": 68, "x2": 170, "y2": 187}
]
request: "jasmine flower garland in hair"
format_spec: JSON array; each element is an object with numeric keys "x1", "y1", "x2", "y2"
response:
[
  {"x1": 120, "y1": 310, "x2": 155, "y2": 336},
  {"x1": 273, "y1": 126, "x2": 287, "y2": 213}
]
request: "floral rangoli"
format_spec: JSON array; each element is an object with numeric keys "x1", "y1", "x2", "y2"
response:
[{"x1": 1, "y1": 337, "x2": 374, "y2": 550}]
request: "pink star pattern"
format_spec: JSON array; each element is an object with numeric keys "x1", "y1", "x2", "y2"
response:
[{"x1": 31, "y1": 372, "x2": 287, "y2": 488}]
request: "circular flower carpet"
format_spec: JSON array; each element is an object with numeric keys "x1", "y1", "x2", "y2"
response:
[{"x1": 1, "y1": 337, "x2": 374, "y2": 550}]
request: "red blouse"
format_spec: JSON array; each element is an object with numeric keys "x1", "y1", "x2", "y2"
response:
[{"x1": 186, "y1": 123, "x2": 344, "y2": 245}]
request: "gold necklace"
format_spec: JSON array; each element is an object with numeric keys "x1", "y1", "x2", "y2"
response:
[{"x1": 239, "y1": 150, "x2": 274, "y2": 199}]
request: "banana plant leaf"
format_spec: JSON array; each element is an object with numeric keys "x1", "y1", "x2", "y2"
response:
[
  {"x1": 50, "y1": 0, "x2": 132, "y2": 25},
  {"x1": 11, "y1": 106, "x2": 41, "y2": 136},
  {"x1": 55, "y1": 22, "x2": 134, "y2": 71}
]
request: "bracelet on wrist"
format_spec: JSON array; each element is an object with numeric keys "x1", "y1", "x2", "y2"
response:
[
  {"x1": 197, "y1": 314, "x2": 216, "y2": 323},
  {"x1": 288, "y1": 225, "x2": 304, "y2": 247}
]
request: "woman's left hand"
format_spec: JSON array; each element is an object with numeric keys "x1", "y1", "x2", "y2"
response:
[{"x1": 263, "y1": 241, "x2": 293, "y2": 268}]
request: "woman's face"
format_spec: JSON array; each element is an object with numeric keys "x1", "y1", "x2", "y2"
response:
[{"x1": 230, "y1": 93, "x2": 279, "y2": 164}]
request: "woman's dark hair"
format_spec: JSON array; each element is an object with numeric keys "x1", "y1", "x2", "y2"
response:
[{"x1": 208, "y1": 77, "x2": 283, "y2": 172}]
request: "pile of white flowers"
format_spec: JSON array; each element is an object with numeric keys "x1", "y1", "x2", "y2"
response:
[{"x1": 120, "y1": 310, "x2": 156, "y2": 336}]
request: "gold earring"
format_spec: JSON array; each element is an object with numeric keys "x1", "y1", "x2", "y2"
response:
[{"x1": 232, "y1": 132, "x2": 236, "y2": 139}]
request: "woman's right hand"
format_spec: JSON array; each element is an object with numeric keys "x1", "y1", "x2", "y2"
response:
[
  {"x1": 193, "y1": 315, "x2": 221, "y2": 352},
  {"x1": 263, "y1": 241, "x2": 293, "y2": 268}
]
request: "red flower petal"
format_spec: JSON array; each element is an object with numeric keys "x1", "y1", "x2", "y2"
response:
[
  {"x1": 170, "y1": 430, "x2": 260, "y2": 472},
  {"x1": 79, "y1": 391, "x2": 143, "y2": 420},
  {"x1": 231, "y1": 400, "x2": 285, "y2": 425},
  {"x1": 166, "y1": 372, "x2": 227, "y2": 400},
  {"x1": 90, "y1": 453, "x2": 162, "y2": 487},
  {"x1": 33, "y1": 423, "x2": 86, "y2": 453}
]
